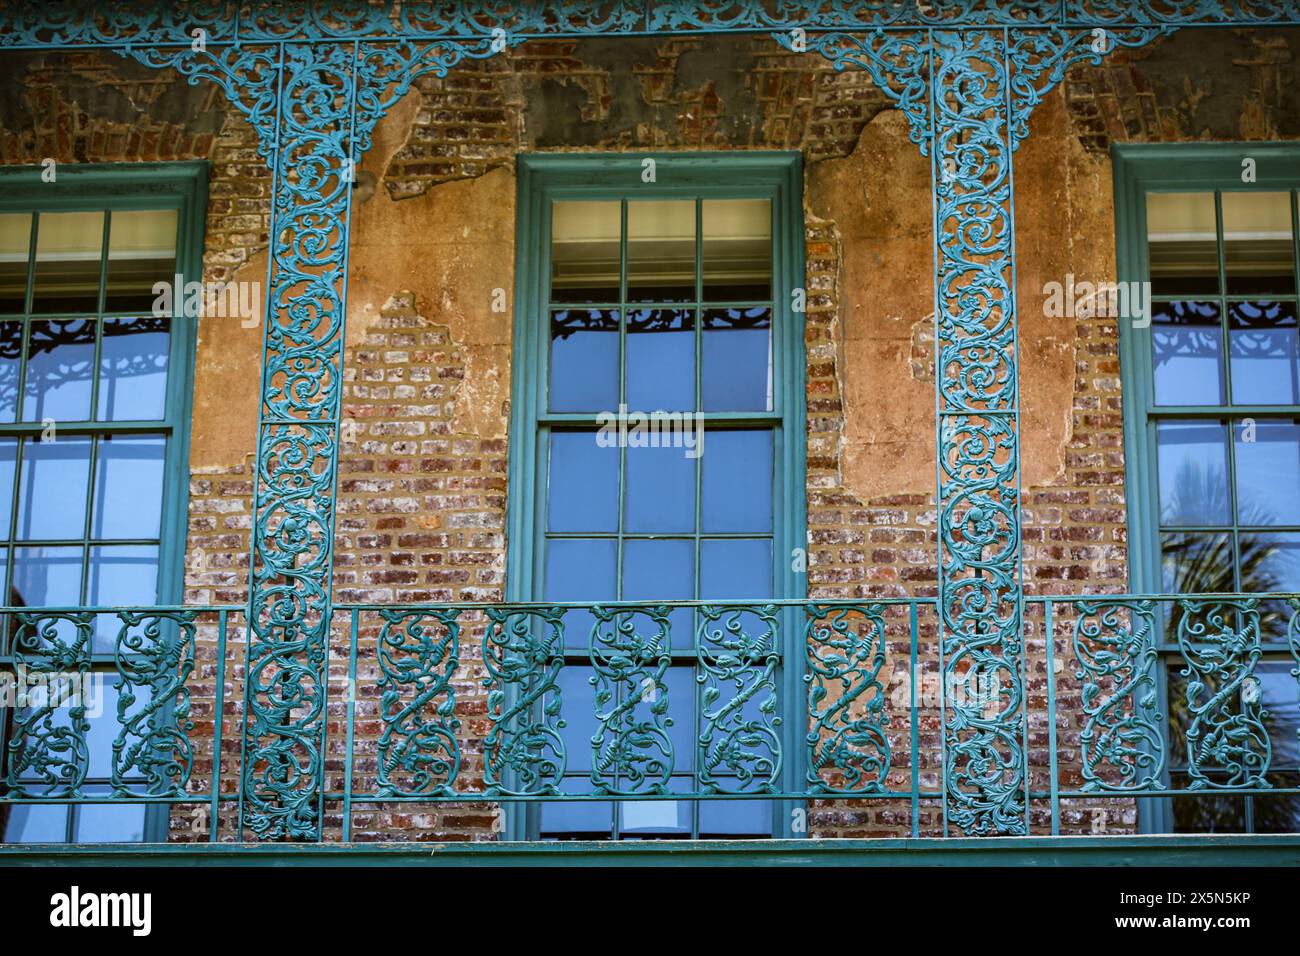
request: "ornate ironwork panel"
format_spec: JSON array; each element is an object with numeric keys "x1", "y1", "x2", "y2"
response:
[
  {"x1": 696, "y1": 604, "x2": 782, "y2": 793},
  {"x1": 1069, "y1": 600, "x2": 1165, "y2": 792},
  {"x1": 481, "y1": 606, "x2": 568, "y2": 796},
  {"x1": 929, "y1": 28, "x2": 1027, "y2": 835},
  {"x1": 804, "y1": 604, "x2": 892, "y2": 794},
  {"x1": 588, "y1": 605, "x2": 675, "y2": 795},
  {"x1": 3, "y1": 610, "x2": 197, "y2": 799},
  {"x1": 112, "y1": 612, "x2": 198, "y2": 797},
  {"x1": 375, "y1": 608, "x2": 462, "y2": 798},
  {"x1": 4, "y1": 614, "x2": 95, "y2": 798},
  {"x1": 1172, "y1": 598, "x2": 1270, "y2": 789}
]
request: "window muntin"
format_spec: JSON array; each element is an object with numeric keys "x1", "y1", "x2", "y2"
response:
[
  {"x1": 0, "y1": 174, "x2": 199, "y2": 845},
  {"x1": 1126, "y1": 169, "x2": 1300, "y2": 834},
  {"x1": 512, "y1": 158, "x2": 803, "y2": 841}
]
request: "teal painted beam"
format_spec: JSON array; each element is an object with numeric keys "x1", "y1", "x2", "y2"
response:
[{"x1": 3, "y1": 836, "x2": 1299, "y2": 867}]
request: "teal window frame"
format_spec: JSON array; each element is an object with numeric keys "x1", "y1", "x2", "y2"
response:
[
  {"x1": 505, "y1": 152, "x2": 808, "y2": 840},
  {"x1": 1113, "y1": 142, "x2": 1300, "y2": 834},
  {"x1": 0, "y1": 161, "x2": 207, "y2": 844}
]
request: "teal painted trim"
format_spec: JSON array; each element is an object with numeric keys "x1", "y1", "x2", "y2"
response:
[
  {"x1": 2, "y1": 835, "x2": 1298, "y2": 867},
  {"x1": 1111, "y1": 142, "x2": 1300, "y2": 835},
  {"x1": 504, "y1": 152, "x2": 807, "y2": 839},
  {"x1": 0, "y1": 160, "x2": 208, "y2": 844}
]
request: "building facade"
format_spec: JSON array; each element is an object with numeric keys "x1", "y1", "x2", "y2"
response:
[{"x1": 0, "y1": 1, "x2": 1298, "y2": 864}]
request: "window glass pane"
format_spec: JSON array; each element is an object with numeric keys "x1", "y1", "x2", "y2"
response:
[
  {"x1": 17, "y1": 436, "x2": 91, "y2": 540},
  {"x1": 540, "y1": 774, "x2": 612, "y2": 835},
  {"x1": 619, "y1": 778, "x2": 691, "y2": 835},
  {"x1": 1146, "y1": 192, "x2": 1218, "y2": 297},
  {"x1": 1234, "y1": 418, "x2": 1300, "y2": 526},
  {"x1": 626, "y1": 308, "x2": 694, "y2": 412},
  {"x1": 23, "y1": 318, "x2": 95, "y2": 421},
  {"x1": 624, "y1": 443, "x2": 694, "y2": 533},
  {"x1": 1156, "y1": 420, "x2": 1230, "y2": 526},
  {"x1": 700, "y1": 794, "x2": 772, "y2": 835},
  {"x1": 1222, "y1": 191, "x2": 1295, "y2": 296},
  {"x1": 10, "y1": 545, "x2": 83, "y2": 606},
  {"x1": 85, "y1": 682, "x2": 125, "y2": 778},
  {"x1": 554, "y1": 666, "x2": 598, "y2": 774},
  {"x1": 702, "y1": 306, "x2": 772, "y2": 412},
  {"x1": 0, "y1": 320, "x2": 20, "y2": 422},
  {"x1": 1229, "y1": 301, "x2": 1300, "y2": 405},
  {"x1": 1, "y1": 803, "x2": 67, "y2": 842},
  {"x1": 98, "y1": 317, "x2": 170, "y2": 420},
  {"x1": 93, "y1": 434, "x2": 165, "y2": 539},
  {"x1": 32, "y1": 211, "x2": 103, "y2": 314},
  {"x1": 702, "y1": 199, "x2": 771, "y2": 301},
  {"x1": 1257, "y1": 663, "x2": 1299, "y2": 766},
  {"x1": 621, "y1": 538, "x2": 693, "y2": 650},
  {"x1": 1162, "y1": 531, "x2": 1234, "y2": 594},
  {"x1": 1253, "y1": 773, "x2": 1300, "y2": 834},
  {"x1": 702, "y1": 430, "x2": 773, "y2": 533},
  {"x1": 1252, "y1": 532, "x2": 1300, "y2": 640},
  {"x1": 547, "y1": 431, "x2": 619, "y2": 533},
  {"x1": 549, "y1": 308, "x2": 618, "y2": 412},
  {"x1": 550, "y1": 201, "x2": 619, "y2": 304},
  {"x1": 104, "y1": 209, "x2": 177, "y2": 314},
  {"x1": 0, "y1": 212, "x2": 31, "y2": 313},
  {"x1": 87, "y1": 545, "x2": 160, "y2": 651},
  {"x1": 75, "y1": 799, "x2": 148, "y2": 843},
  {"x1": 1151, "y1": 301, "x2": 1223, "y2": 406},
  {"x1": 545, "y1": 538, "x2": 615, "y2": 650},
  {"x1": 627, "y1": 200, "x2": 695, "y2": 303},
  {"x1": 700, "y1": 539, "x2": 772, "y2": 599},
  {"x1": 1171, "y1": 787, "x2": 1247, "y2": 833},
  {"x1": 0, "y1": 436, "x2": 15, "y2": 539}
]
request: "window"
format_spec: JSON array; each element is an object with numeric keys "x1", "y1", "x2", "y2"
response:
[
  {"x1": 0, "y1": 163, "x2": 205, "y2": 843},
  {"x1": 506, "y1": 154, "x2": 806, "y2": 839},
  {"x1": 1115, "y1": 145, "x2": 1300, "y2": 834}
]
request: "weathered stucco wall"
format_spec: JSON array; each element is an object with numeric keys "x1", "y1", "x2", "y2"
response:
[{"x1": 2, "y1": 27, "x2": 1297, "y2": 841}]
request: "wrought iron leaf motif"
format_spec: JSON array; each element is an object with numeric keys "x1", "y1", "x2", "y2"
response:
[
  {"x1": 1174, "y1": 599, "x2": 1271, "y2": 789},
  {"x1": 1071, "y1": 601, "x2": 1165, "y2": 791},
  {"x1": 697, "y1": 604, "x2": 781, "y2": 793},
  {"x1": 376, "y1": 610, "x2": 462, "y2": 797},
  {"x1": 805, "y1": 605, "x2": 891, "y2": 794},
  {"x1": 113, "y1": 611, "x2": 198, "y2": 797},
  {"x1": 588, "y1": 605, "x2": 674, "y2": 795},
  {"x1": 482, "y1": 607, "x2": 567, "y2": 796},
  {"x1": 4, "y1": 614, "x2": 94, "y2": 798},
  {"x1": 1006, "y1": 25, "x2": 1173, "y2": 150}
]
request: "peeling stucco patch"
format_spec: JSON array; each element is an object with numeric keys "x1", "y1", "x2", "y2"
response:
[{"x1": 806, "y1": 110, "x2": 936, "y2": 500}]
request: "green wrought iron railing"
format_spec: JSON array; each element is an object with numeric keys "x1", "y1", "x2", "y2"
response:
[{"x1": 0, "y1": 593, "x2": 1296, "y2": 842}]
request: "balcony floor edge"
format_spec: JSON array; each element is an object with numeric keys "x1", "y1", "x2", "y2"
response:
[{"x1": 2, "y1": 835, "x2": 1298, "y2": 867}]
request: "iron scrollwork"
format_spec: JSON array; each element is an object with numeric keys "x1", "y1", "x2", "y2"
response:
[
  {"x1": 588, "y1": 605, "x2": 674, "y2": 795},
  {"x1": 482, "y1": 606, "x2": 567, "y2": 796},
  {"x1": 1070, "y1": 600, "x2": 1165, "y2": 791},
  {"x1": 697, "y1": 604, "x2": 781, "y2": 793},
  {"x1": 376, "y1": 608, "x2": 463, "y2": 798},
  {"x1": 805, "y1": 604, "x2": 891, "y2": 794}
]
